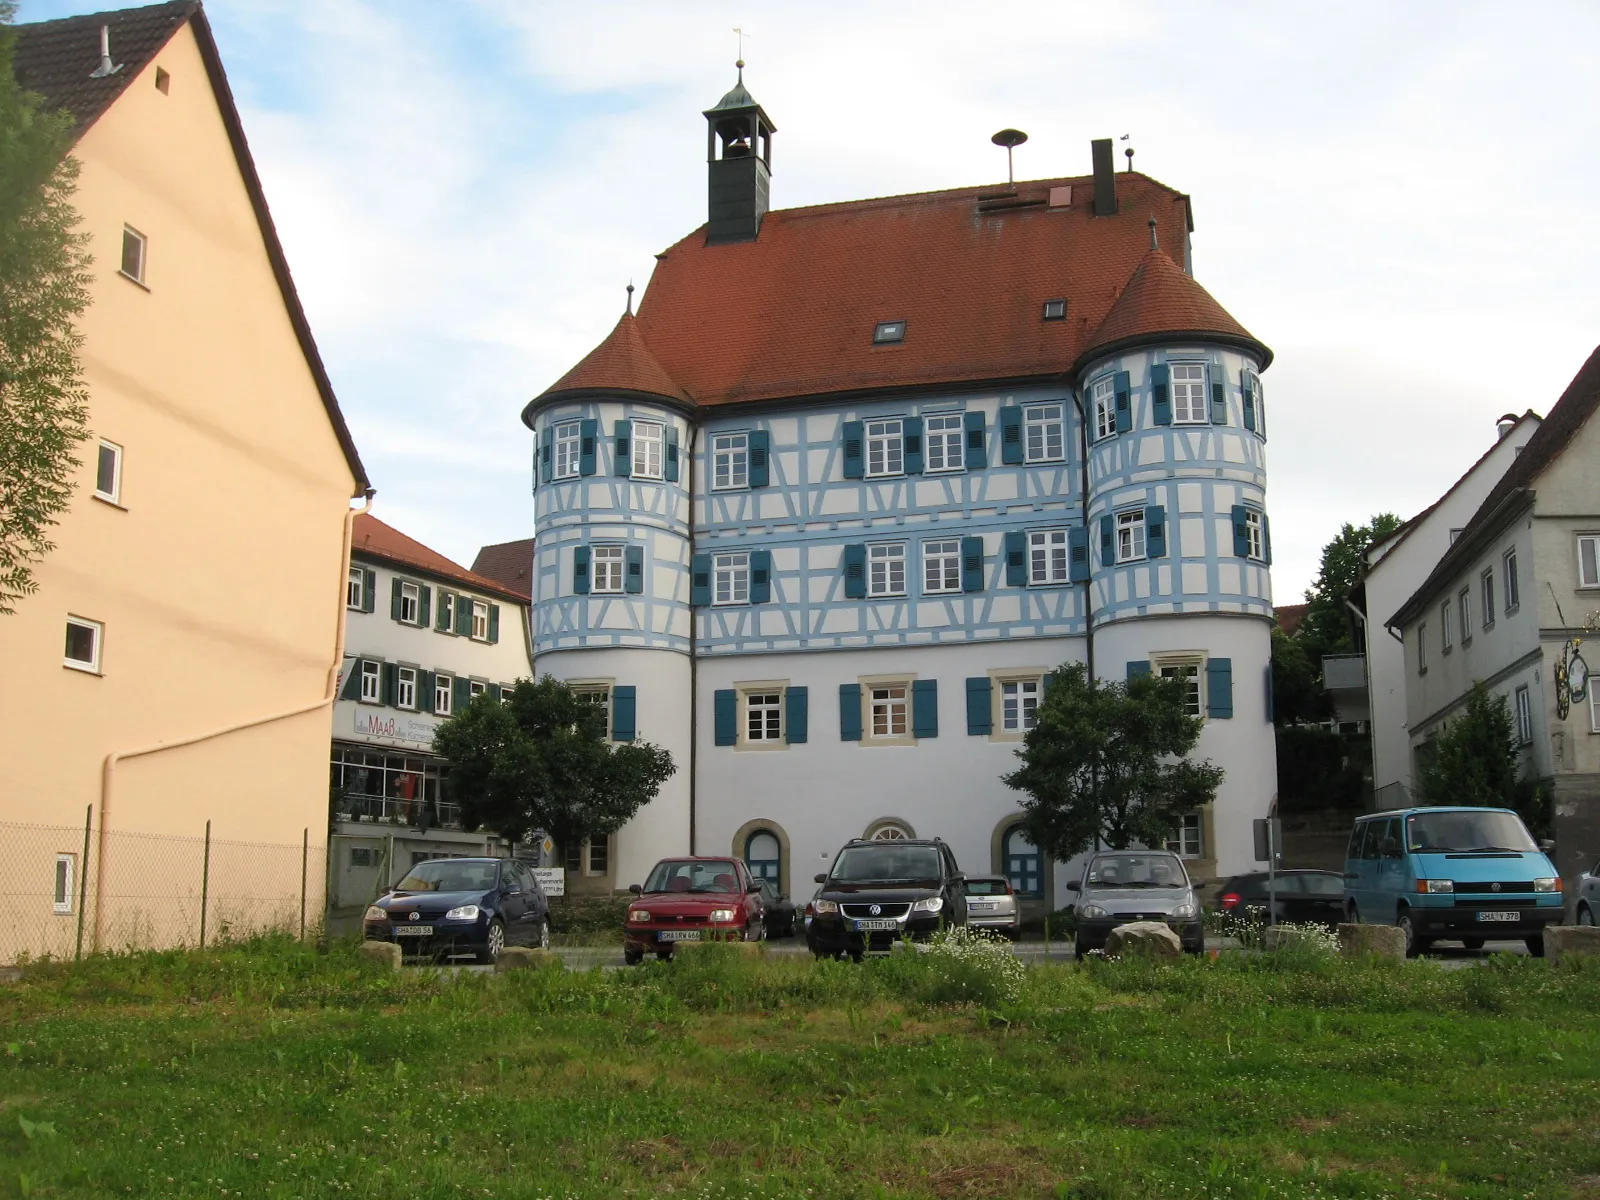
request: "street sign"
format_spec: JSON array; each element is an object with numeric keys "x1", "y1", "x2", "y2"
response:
[
  {"x1": 532, "y1": 867, "x2": 565, "y2": 897},
  {"x1": 1252, "y1": 818, "x2": 1282, "y2": 866}
]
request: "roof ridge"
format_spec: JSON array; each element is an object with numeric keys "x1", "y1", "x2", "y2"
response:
[{"x1": 353, "y1": 515, "x2": 530, "y2": 603}]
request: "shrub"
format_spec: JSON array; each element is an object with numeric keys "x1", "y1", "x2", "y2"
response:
[{"x1": 883, "y1": 926, "x2": 1026, "y2": 1008}]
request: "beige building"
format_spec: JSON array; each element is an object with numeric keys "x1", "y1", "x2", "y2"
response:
[{"x1": 2, "y1": 3, "x2": 369, "y2": 959}]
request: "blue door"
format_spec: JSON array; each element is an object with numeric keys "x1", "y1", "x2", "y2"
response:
[
  {"x1": 1003, "y1": 826, "x2": 1043, "y2": 898},
  {"x1": 745, "y1": 830, "x2": 781, "y2": 885}
]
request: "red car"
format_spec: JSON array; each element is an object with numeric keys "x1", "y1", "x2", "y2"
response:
[{"x1": 624, "y1": 856, "x2": 764, "y2": 964}]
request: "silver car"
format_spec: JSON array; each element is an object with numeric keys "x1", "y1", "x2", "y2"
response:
[
  {"x1": 963, "y1": 875, "x2": 1020, "y2": 938},
  {"x1": 1577, "y1": 857, "x2": 1599, "y2": 926},
  {"x1": 1069, "y1": 851, "x2": 1204, "y2": 956}
]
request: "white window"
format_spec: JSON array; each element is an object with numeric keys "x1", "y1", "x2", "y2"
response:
[
  {"x1": 1481, "y1": 570, "x2": 1495, "y2": 629},
  {"x1": 434, "y1": 673, "x2": 454, "y2": 716},
  {"x1": 592, "y1": 547, "x2": 625, "y2": 594},
  {"x1": 714, "y1": 552, "x2": 750, "y2": 605},
  {"x1": 870, "y1": 823, "x2": 912, "y2": 840},
  {"x1": 64, "y1": 616, "x2": 101, "y2": 673},
  {"x1": 866, "y1": 419, "x2": 904, "y2": 478},
  {"x1": 1458, "y1": 589, "x2": 1471, "y2": 642},
  {"x1": 1172, "y1": 363, "x2": 1207, "y2": 423},
  {"x1": 1092, "y1": 376, "x2": 1117, "y2": 441},
  {"x1": 1589, "y1": 679, "x2": 1600, "y2": 734},
  {"x1": 1514, "y1": 684, "x2": 1533, "y2": 746},
  {"x1": 869, "y1": 684, "x2": 909, "y2": 738},
  {"x1": 347, "y1": 568, "x2": 364, "y2": 610},
  {"x1": 360, "y1": 660, "x2": 381, "y2": 702},
  {"x1": 1417, "y1": 624, "x2": 1427, "y2": 674},
  {"x1": 1579, "y1": 535, "x2": 1600, "y2": 589},
  {"x1": 746, "y1": 692, "x2": 782, "y2": 743},
  {"x1": 399, "y1": 582, "x2": 420, "y2": 624},
  {"x1": 1503, "y1": 548, "x2": 1520, "y2": 612},
  {"x1": 1243, "y1": 510, "x2": 1265, "y2": 561},
  {"x1": 1441, "y1": 600, "x2": 1453, "y2": 652},
  {"x1": 469, "y1": 680, "x2": 487, "y2": 698},
  {"x1": 438, "y1": 592, "x2": 455, "y2": 632},
  {"x1": 1001, "y1": 679, "x2": 1040, "y2": 732},
  {"x1": 553, "y1": 422, "x2": 581, "y2": 479},
  {"x1": 396, "y1": 666, "x2": 417, "y2": 710},
  {"x1": 54, "y1": 854, "x2": 75, "y2": 915},
  {"x1": 1029, "y1": 529, "x2": 1069, "y2": 585},
  {"x1": 95, "y1": 439, "x2": 123, "y2": 503},
  {"x1": 925, "y1": 413, "x2": 965, "y2": 473},
  {"x1": 1159, "y1": 660, "x2": 1202, "y2": 717},
  {"x1": 1165, "y1": 813, "x2": 1203, "y2": 858},
  {"x1": 120, "y1": 225, "x2": 146, "y2": 284},
  {"x1": 868, "y1": 543, "x2": 906, "y2": 597},
  {"x1": 471, "y1": 599, "x2": 490, "y2": 639},
  {"x1": 1023, "y1": 403, "x2": 1065, "y2": 462},
  {"x1": 571, "y1": 684, "x2": 612, "y2": 728},
  {"x1": 923, "y1": 539, "x2": 961, "y2": 594},
  {"x1": 713, "y1": 433, "x2": 748, "y2": 490},
  {"x1": 1116, "y1": 510, "x2": 1146, "y2": 563},
  {"x1": 632, "y1": 421, "x2": 664, "y2": 479}
]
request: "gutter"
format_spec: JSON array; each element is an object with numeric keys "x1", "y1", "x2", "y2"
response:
[
  {"x1": 686, "y1": 423, "x2": 700, "y2": 855},
  {"x1": 1070, "y1": 383, "x2": 1095, "y2": 682}
]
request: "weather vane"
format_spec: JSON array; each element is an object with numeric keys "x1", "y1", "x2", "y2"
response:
[{"x1": 734, "y1": 26, "x2": 749, "y2": 71}]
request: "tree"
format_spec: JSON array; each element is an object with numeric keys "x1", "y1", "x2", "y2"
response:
[
  {"x1": 1416, "y1": 682, "x2": 1550, "y2": 837},
  {"x1": 1270, "y1": 624, "x2": 1332, "y2": 726},
  {"x1": 1002, "y1": 663, "x2": 1225, "y2": 860},
  {"x1": 0, "y1": 4, "x2": 92, "y2": 614},
  {"x1": 433, "y1": 675, "x2": 676, "y2": 854},
  {"x1": 1298, "y1": 513, "x2": 1404, "y2": 661}
]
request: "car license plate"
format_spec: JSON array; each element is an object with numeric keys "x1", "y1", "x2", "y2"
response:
[
  {"x1": 969, "y1": 902, "x2": 994, "y2": 911},
  {"x1": 659, "y1": 930, "x2": 702, "y2": 942},
  {"x1": 393, "y1": 926, "x2": 432, "y2": 937},
  {"x1": 853, "y1": 919, "x2": 899, "y2": 931},
  {"x1": 1476, "y1": 911, "x2": 1520, "y2": 923}
]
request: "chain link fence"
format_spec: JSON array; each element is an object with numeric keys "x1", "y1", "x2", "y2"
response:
[{"x1": 1, "y1": 814, "x2": 323, "y2": 964}]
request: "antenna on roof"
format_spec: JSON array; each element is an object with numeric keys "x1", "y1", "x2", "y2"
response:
[
  {"x1": 625, "y1": 282, "x2": 635, "y2": 315},
  {"x1": 1148, "y1": 216, "x2": 1158, "y2": 250},
  {"x1": 991, "y1": 128, "x2": 1028, "y2": 185},
  {"x1": 89, "y1": 24, "x2": 124, "y2": 79},
  {"x1": 1119, "y1": 133, "x2": 1134, "y2": 172}
]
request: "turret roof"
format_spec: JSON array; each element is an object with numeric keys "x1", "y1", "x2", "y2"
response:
[
  {"x1": 1080, "y1": 246, "x2": 1271, "y2": 369},
  {"x1": 536, "y1": 310, "x2": 693, "y2": 406}
]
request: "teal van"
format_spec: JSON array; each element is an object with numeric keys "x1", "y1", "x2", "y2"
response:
[{"x1": 1343, "y1": 806, "x2": 1563, "y2": 957}]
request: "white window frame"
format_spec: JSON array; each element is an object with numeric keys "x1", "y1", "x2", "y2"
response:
[
  {"x1": 632, "y1": 420, "x2": 664, "y2": 479},
  {"x1": 399, "y1": 581, "x2": 420, "y2": 625},
  {"x1": 1116, "y1": 510, "x2": 1147, "y2": 564},
  {"x1": 471, "y1": 599, "x2": 490, "y2": 640},
  {"x1": 1578, "y1": 534, "x2": 1600, "y2": 589},
  {"x1": 120, "y1": 224, "x2": 146, "y2": 284},
  {"x1": 1165, "y1": 813, "x2": 1204, "y2": 859},
  {"x1": 434, "y1": 673, "x2": 454, "y2": 716},
  {"x1": 1000, "y1": 678, "x2": 1041, "y2": 733},
  {"x1": 867, "y1": 542, "x2": 907, "y2": 598},
  {"x1": 591, "y1": 547, "x2": 625, "y2": 595},
  {"x1": 1503, "y1": 548, "x2": 1520, "y2": 613},
  {"x1": 865, "y1": 418, "x2": 904, "y2": 478},
  {"x1": 553, "y1": 421, "x2": 581, "y2": 479},
  {"x1": 396, "y1": 666, "x2": 418, "y2": 711},
  {"x1": 1092, "y1": 376, "x2": 1117, "y2": 442},
  {"x1": 1028, "y1": 528, "x2": 1069, "y2": 586},
  {"x1": 54, "y1": 854, "x2": 75, "y2": 915},
  {"x1": 64, "y1": 616, "x2": 102, "y2": 673},
  {"x1": 1243, "y1": 510, "x2": 1265, "y2": 562},
  {"x1": 1589, "y1": 679, "x2": 1600, "y2": 734},
  {"x1": 1157, "y1": 657, "x2": 1203, "y2": 717},
  {"x1": 1458, "y1": 589, "x2": 1472, "y2": 644},
  {"x1": 347, "y1": 567, "x2": 364, "y2": 611},
  {"x1": 469, "y1": 680, "x2": 487, "y2": 699},
  {"x1": 745, "y1": 690, "x2": 783, "y2": 744},
  {"x1": 94, "y1": 439, "x2": 123, "y2": 504},
  {"x1": 714, "y1": 552, "x2": 751, "y2": 606},
  {"x1": 570, "y1": 682, "x2": 613, "y2": 731},
  {"x1": 922, "y1": 539, "x2": 962, "y2": 595},
  {"x1": 1171, "y1": 363, "x2": 1207, "y2": 424},
  {"x1": 924, "y1": 413, "x2": 965, "y2": 474},
  {"x1": 360, "y1": 660, "x2": 381, "y2": 703},
  {"x1": 1514, "y1": 684, "x2": 1533, "y2": 746},
  {"x1": 1441, "y1": 600, "x2": 1453, "y2": 652},
  {"x1": 868, "y1": 683, "x2": 910, "y2": 739},
  {"x1": 1481, "y1": 569, "x2": 1495, "y2": 629},
  {"x1": 712, "y1": 432, "x2": 749, "y2": 490},
  {"x1": 1022, "y1": 403, "x2": 1065, "y2": 463}
]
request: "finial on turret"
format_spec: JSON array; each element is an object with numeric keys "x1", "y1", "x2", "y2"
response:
[
  {"x1": 626, "y1": 282, "x2": 635, "y2": 315},
  {"x1": 1148, "y1": 216, "x2": 1158, "y2": 250},
  {"x1": 734, "y1": 26, "x2": 748, "y2": 81}
]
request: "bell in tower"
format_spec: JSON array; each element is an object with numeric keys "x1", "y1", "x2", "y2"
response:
[{"x1": 704, "y1": 62, "x2": 775, "y2": 245}]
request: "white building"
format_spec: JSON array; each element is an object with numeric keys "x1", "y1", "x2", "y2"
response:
[{"x1": 520, "y1": 76, "x2": 1280, "y2": 912}]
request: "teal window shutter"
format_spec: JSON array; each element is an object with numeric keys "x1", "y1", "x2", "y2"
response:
[
  {"x1": 841, "y1": 421, "x2": 865, "y2": 479},
  {"x1": 1100, "y1": 515, "x2": 1115, "y2": 566},
  {"x1": 961, "y1": 536, "x2": 984, "y2": 592},
  {"x1": 486, "y1": 683, "x2": 502, "y2": 703},
  {"x1": 1126, "y1": 660, "x2": 1152, "y2": 680},
  {"x1": 1146, "y1": 505, "x2": 1167, "y2": 559},
  {"x1": 435, "y1": 591, "x2": 452, "y2": 631},
  {"x1": 579, "y1": 418, "x2": 598, "y2": 475},
  {"x1": 785, "y1": 686, "x2": 808, "y2": 743},
  {"x1": 361, "y1": 568, "x2": 376, "y2": 613},
  {"x1": 417, "y1": 586, "x2": 431, "y2": 629},
  {"x1": 1255, "y1": 373, "x2": 1267, "y2": 440},
  {"x1": 912, "y1": 679, "x2": 938, "y2": 738},
  {"x1": 666, "y1": 427, "x2": 680, "y2": 482},
  {"x1": 612, "y1": 685, "x2": 637, "y2": 741},
  {"x1": 1230, "y1": 506, "x2": 1251, "y2": 557},
  {"x1": 574, "y1": 545, "x2": 591, "y2": 594},
  {"x1": 838, "y1": 684, "x2": 862, "y2": 741},
  {"x1": 454, "y1": 675, "x2": 471, "y2": 713},
  {"x1": 843, "y1": 544, "x2": 867, "y2": 599},
  {"x1": 614, "y1": 419, "x2": 632, "y2": 476},
  {"x1": 965, "y1": 677, "x2": 992, "y2": 735},
  {"x1": 903, "y1": 416, "x2": 924, "y2": 474},
  {"x1": 1043, "y1": 671, "x2": 1059, "y2": 695},
  {"x1": 1003, "y1": 531, "x2": 1026, "y2": 586},
  {"x1": 1150, "y1": 363, "x2": 1172, "y2": 426},
  {"x1": 1206, "y1": 658, "x2": 1234, "y2": 718},
  {"x1": 339, "y1": 659, "x2": 363, "y2": 700},
  {"x1": 1114, "y1": 371, "x2": 1132, "y2": 433},
  {"x1": 999, "y1": 407, "x2": 1023, "y2": 464},
  {"x1": 390, "y1": 578, "x2": 402, "y2": 621},
  {"x1": 1242, "y1": 372, "x2": 1257, "y2": 432},
  {"x1": 750, "y1": 550, "x2": 772, "y2": 603},
  {"x1": 1265, "y1": 663, "x2": 1275, "y2": 723},
  {"x1": 1263, "y1": 513, "x2": 1273, "y2": 565},
  {"x1": 691, "y1": 553, "x2": 712, "y2": 606},
  {"x1": 1068, "y1": 527, "x2": 1090, "y2": 582},
  {"x1": 455, "y1": 595, "x2": 473, "y2": 636},
  {"x1": 624, "y1": 545, "x2": 644, "y2": 593},
  {"x1": 539, "y1": 434, "x2": 552, "y2": 484},
  {"x1": 963, "y1": 411, "x2": 987, "y2": 469},
  {"x1": 380, "y1": 662, "x2": 397, "y2": 706},
  {"x1": 418, "y1": 671, "x2": 435, "y2": 714},
  {"x1": 487, "y1": 604, "x2": 500, "y2": 644},
  {"x1": 749, "y1": 430, "x2": 770, "y2": 487},
  {"x1": 1210, "y1": 370, "x2": 1227, "y2": 424},
  {"x1": 713, "y1": 689, "x2": 737, "y2": 745}
]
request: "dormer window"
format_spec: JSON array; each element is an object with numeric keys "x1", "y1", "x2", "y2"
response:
[
  {"x1": 1042, "y1": 299, "x2": 1067, "y2": 321},
  {"x1": 872, "y1": 320, "x2": 906, "y2": 344}
]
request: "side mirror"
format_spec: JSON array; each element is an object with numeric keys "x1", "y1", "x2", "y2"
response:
[
  {"x1": 1538, "y1": 838, "x2": 1555, "y2": 854},
  {"x1": 814, "y1": 873, "x2": 827, "y2": 885},
  {"x1": 747, "y1": 881, "x2": 761, "y2": 893},
  {"x1": 1066, "y1": 880, "x2": 1081, "y2": 892},
  {"x1": 953, "y1": 874, "x2": 966, "y2": 885},
  {"x1": 628, "y1": 883, "x2": 642, "y2": 896}
]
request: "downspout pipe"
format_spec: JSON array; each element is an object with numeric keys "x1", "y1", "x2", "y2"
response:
[
  {"x1": 94, "y1": 490, "x2": 374, "y2": 950},
  {"x1": 686, "y1": 422, "x2": 700, "y2": 855},
  {"x1": 1070, "y1": 383, "x2": 1094, "y2": 683}
]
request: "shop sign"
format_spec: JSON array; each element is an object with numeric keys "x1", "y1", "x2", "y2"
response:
[
  {"x1": 352, "y1": 709, "x2": 442, "y2": 748},
  {"x1": 532, "y1": 868, "x2": 565, "y2": 897}
]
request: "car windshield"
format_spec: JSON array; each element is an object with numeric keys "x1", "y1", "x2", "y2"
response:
[
  {"x1": 644, "y1": 860, "x2": 742, "y2": 894},
  {"x1": 1406, "y1": 811, "x2": 1537, "y2": 854},
  {"x1": 393, "y1": 860, "x2": 498, "y2": 893},
  {"x1": 1085, "y1": 854, "x2": 1186, "y2": 889},
  {"x1": 830, "y1": 844, "x2": 943, "y2": 883},
  {"x1": 966, "y1": 880, "x2": 1010, "y2": 896}
]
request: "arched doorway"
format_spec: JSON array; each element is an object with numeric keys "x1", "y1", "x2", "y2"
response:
[{"x1": 745, "y1": 829, "x2": 781, "y2": 884}]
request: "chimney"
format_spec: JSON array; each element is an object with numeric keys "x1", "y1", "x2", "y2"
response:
[
  {"x1": 1496, "y1": 413, "x2": 1519, "y2": 441},
  {"x1": 1091, "y1": 138, "x2": 1117, "y2": 217}
]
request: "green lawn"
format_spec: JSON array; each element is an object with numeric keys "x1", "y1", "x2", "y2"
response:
[{"x1": 1, "y1": 937, "x2": 1597, "y2": 1199}]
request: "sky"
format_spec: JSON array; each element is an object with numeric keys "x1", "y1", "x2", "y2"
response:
[{"x1": 19, "y1": 0, "x2": 1600, "y2": 603}]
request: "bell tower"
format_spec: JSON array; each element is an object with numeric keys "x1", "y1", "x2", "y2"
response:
[{"x1": 704, "y1": 62, "x2": 774, "y2": 244}]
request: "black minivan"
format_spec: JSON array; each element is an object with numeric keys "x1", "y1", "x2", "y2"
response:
[
  {"x1": 805, "y1": 838, "x2": 967, "y2": 960},
  {"x1": 364, "y1": 857, "x2": 550, "y2": 963}
]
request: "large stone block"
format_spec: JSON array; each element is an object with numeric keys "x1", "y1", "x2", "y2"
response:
[
  {"x1": 675, "y1": 939, "x2": 763, "y2": 959},
  {"x1": 1543, "y1": 925, "x2": 1600, "y2": 965},
  {"x1": 357, "y1": 940, "x2": 402, "y2": 971},
  {"x1": 494, "y1": 947, "x2": 563, "y2": 972},
  {"x1": 1262, "y1": 926, "x2": 1323, "y2": 952},
  {"x1": 1337, "y1": 923, "x2": 1404, "y2": 960},
  {"x1": 1105, "y1": 922, "x2": 1182, "y2": 959}
]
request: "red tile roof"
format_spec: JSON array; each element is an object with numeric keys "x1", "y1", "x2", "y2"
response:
[
  {"x1": 540, "y1": 311, "x2": 693, "y2": 405},
  {"x1": 1275, "y1": 603, "x2": 1310, "y2": 638},
  {"x1": 470, "y1": 538, "x2": 535, "y2": 597},
  {"x1": 352, "y1": 515, "x2": 530, "y2": 603},
  {"x1": 1081, "y1": 246, "x2": 1269, "y2": 367}
]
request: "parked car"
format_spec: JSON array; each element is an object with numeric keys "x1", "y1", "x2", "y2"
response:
[
  {"x1": 364, "y1": 857, "x2": 549, "y2": 964},
  {"x1": 1215, "y1": 869, "x2": 1345, "y2": 929},
  {"x1": 623, "y1": 857, "x2": 763, "y2": 965},
  {"x1": 1343, "y1": 806, "x2": 1565, "y2": 957},
  {"x1": 757, "y1": 879, "x2": 797, "y2": 937},
  {"x1": 1575, "y1": 858, "x2": 1598, "y2": 926},
  {"x1": 1069, "y1": 851, "x2": 1203, "y2": 956},
  {"x1": 806, "y1": 837, "x2": 967, "y2": 960},
  {"x1": 963, "y1": 874, "x2": 1020, "y2": 938}
]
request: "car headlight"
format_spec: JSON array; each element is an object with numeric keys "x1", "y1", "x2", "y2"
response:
[
  {"x1": 1170, "y1": 902, "x2": 1198, "y2": 921},
  {"x1": 363, "y1": 905, "x2": 388, "y2": 922},
  {"x1": 813, "y1": 899, "x2": 839, "y2": 915},
  {"x1": 629, "y1": 910, "x2": 652, "y2": 923},
  {"x1": 709, "y1": 909, "x2": 736, "y2": 923},
  {"x1": 1533, "y1": 877, "x2": 1561, "y2": 893},
  {"x1": 1418, "y1": 879, "x2": 1454, "y2": 894},
  {"x1": 1080, "y1": 904, "x2": 1108, "y2": 920},
  {"x1": 911, "y1": 896, "x2": 944, "y2": 914},
  {"x1": 444, "y1": 904, "x2": 480, "y2": 921}
]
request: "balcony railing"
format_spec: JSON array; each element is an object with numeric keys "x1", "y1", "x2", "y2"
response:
[
  {"x1": 1322, "y1": 654, "x2": 1368, "y2": 693},
  {"x1": 334, "y1": 793, "x2": 461, "y2": 830}
]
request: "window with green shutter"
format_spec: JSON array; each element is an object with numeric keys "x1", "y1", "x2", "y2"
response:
[
  {"x1": 1150, "y1": 363, "x2": 1171, "y2": 426},
  {"x1": 999, "y1": 407, "x2": 1023, "y2": 465},
  {"x1": 838, "y1": 684, "x2": 862, "y2": 741},
  {"x1": 903, "y1": 416, "x2": 924, "y2": 474},
  {"x1": 579, "y1": 418, "x2": 598, "y2": 476},
  {"x1": 785, "y1": 686, "x2": 808, "y2": 743},
  {"x1": 713, "y1": 689, "x2": 737, "y2": 746},
  {"x1": 961, "y1": 536, "x2": 984, "y2": 592},
  {"x1": 841, "y1": 421, "x2": 864, "y2": 479},
  {"x1": 1003, "y1": 531, "x2": 1026, "y2": 587},
  {"x1": 750, "y1": 550, "x2": 772, "y2": 604},
  {"x1": 487, "y1": 604, "x2": 500, "y2": 644},
  {"x1": 964, "y1": 411, "x2": 987, "y2": 469},
  {"x1": 574, "y1": 546, "x2": 591, "y2": 594},
  {"x1": 1126, "y1": 660, "x2": 1152, "y2": 680},
  {"x1": 361, "y1": 568, "x2": 376, "y2": 613},
  {"x1": 665, "y1": 428, "x2": 680, "y2": 482},
  {"x1": 1146, "y1": 505, "x2": 1167, "y2": 559},
  {"x1": 1068, "y1": 527, "x2": 1090, "y2": 582},
  {"x1": 613, "y1": 419, "x2": 632, "y2": 476},
  {"x1": 380, "y1": 662, "x2": 398, "y2": 707},
  {"x1": 748, "y1": 430, "x2": 770, "y2": 487},
  {"x1": 842, "y1": 544, "x2": 867, "y2": 599},
  {"x1": 1113, "y1": 371, "x2": 1132, "y2": 433},
  {"x1": 624, "y1": 546, "x2": 644, "y2": 594},
  {"x1": 965, "y1": 677, "x2": 992, "y2": 735},
  {"x1": 912, "y1": 679, "x2": 938, "y2": 738},
  {"x1": 1206, "y1": 659, "x2": 1234, "y2": 718},
  {"x1": 612, "y1": 686, "x2": 637, "y2": 741},
  {"x1": 1210, "y1": 370, "x2": 1227, "y2": 424}
]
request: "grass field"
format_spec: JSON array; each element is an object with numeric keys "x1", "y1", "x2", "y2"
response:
[{"x1": 1, "y1": 935, "x2": 1597, "y2": 1199}]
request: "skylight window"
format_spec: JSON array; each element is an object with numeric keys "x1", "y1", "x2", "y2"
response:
[
  {"x1": 872, "y1": 320, "x2": 906, "y2": 344},
  {"x1": 1042, "y1": 298, "x2": 1067, "y2": 321}
]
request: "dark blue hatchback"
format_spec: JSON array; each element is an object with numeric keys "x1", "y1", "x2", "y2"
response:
[{"x1": 364, "y1": 857, "x2": 550, "y2": 964}]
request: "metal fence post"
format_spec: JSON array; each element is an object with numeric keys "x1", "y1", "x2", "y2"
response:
[
  {"x1": 75, "y1": 804, "x2": 92, "y2": 961},
  {"x1": 199, "y1": 819, "x2": 212, "y2": 949},
  {"x1": 299, "y1": 827, "x2": 308, "y2": 940}
]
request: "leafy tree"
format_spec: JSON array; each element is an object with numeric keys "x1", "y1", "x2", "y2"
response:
[
  {"x1": 433, "y1": 675, "x2": 676, "y2": 854},
  {"x1": 1298, "y1": 513, "x2": 1403, "y2": 661},
  {"x1": 0, "y1": 4, "x2": 92, "y2": 614},
  {"x1": 1270, "y1": 624, "x2": 1332, "y2": 726},
  {"x1": 1003, "y1": 663, "x2": 1224, "y2": 859},
  {"x1": 1416, "y1": 682, "x2": 1550, "y2": 837}
]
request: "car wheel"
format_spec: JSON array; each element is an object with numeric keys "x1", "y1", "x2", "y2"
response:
[
  {"x1": 1396, "y1": 909, "x2": 1424, "y2": 958},
  {"x1": 1461, "y1": 937, "x2": 1484, "y2": 951},
  {"x1": 1578, "y1": 903, "x2": 1594, "y2": 927},
  {"x1": 1524, "y1": 935, "x2": 1545, "y2": 958},
  {"x1": 1346, "y1": 902, "x2": 1360, "y2": 924},
  {"x1": 535, "y1": 917, "x2": 551, "y2": 950},
  {"x1": 477, "y1": 918, "x2": 505, "y2": 965},
  {"x1": 656, "y1": 949, "x2": 673, "y2": 961},
  {"x1": 624, "y1": 947, "x2": 644, "y2": 966}
]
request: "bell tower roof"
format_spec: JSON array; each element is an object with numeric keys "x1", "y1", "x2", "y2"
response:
[{"x1": 533, "y1": 309, "x2": 693, "y2": 411}]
